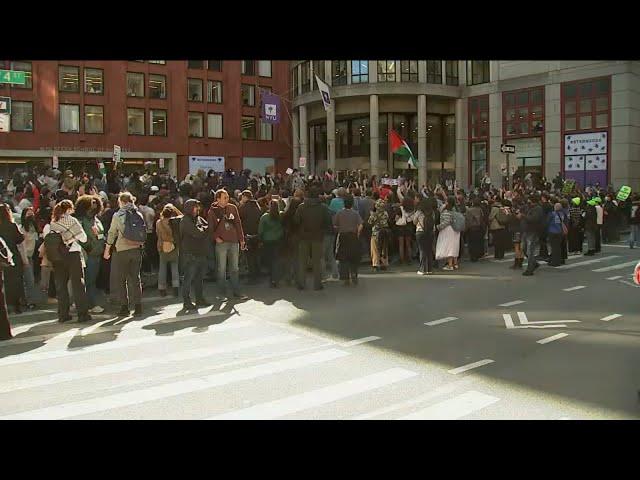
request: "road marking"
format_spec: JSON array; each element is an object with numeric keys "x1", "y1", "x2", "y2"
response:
[
  {"x1": 491, "y1": 258, "x2": 514, "y2": 264},
  {"x1": 536, "y1": 333, "x2": 569, "y2": 344},
  {"x1": 0, "y1": 320, "x2": 255, "y2": 367},
  {"x1": 0, "y1": 334, "x2": 299, "y2": 394},
  {"x1": 499, "y1": 300, "x2": 525, "y2": 307},
  {"x1": 600, "y1": 314, "x2": 622, "y2": 322},
  {"x1": 517, "y1": 312, "x2": 579, "y2": 325},
  {"x1": 208, "y1": 368, "x2": 417, "y2": 420},
  {"x1": 503, "y1": 313, "x2": 567, "y2": 329},
  {"x1": 606, "y1": 276, "x2": 623, "y2": 280},
  {"x1": 340, "y1": 336, "x2": 380, "y2": 347},
  {"x1": 399, "y1": 390, "x2": 500, "y2": 420},
  {"x1": 0, "y1": 349, "x2": 351, "y2": 420},
  {"x1": 424, "y1": 317, "x2": 458, "y2": 326},
  {"x1": 592, "y1": 260, "x2": 639, "y2": 273},
  {"x1": 563, "y1": 285, "x2": 586, "y2": 292},
  {"x1": 619, "y1": 280, "x2": 640, "y2": 288},
  {"x1": 448, "y1": 359, "x2": 494, "y2": 375},
  {"x1": 556, "y1": 255, "x2": 619, "y2": 270}
]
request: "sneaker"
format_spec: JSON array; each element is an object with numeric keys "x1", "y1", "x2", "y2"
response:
[
  {"x1": 89, "y1": 306, "x2": 105, "y2": 314},
  {"x1": 453, "y1": 265, "x2": 459, "y2": 270},
  {"x1": 443, "y1": 266, "x2": 454, "y2": 271},
  {"x1": 417, "y1": 271, "x2": 425, "y2": 276},
  {"x1": 425, "y1": 271, "x2": 433, "y2": 275},
  {"x1": 183, "y1": 301, "x2": 197, "y2": 311}
]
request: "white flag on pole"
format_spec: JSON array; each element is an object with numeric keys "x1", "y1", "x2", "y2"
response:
[{"x1": 315, "y1": 75, "x2": 331, "y2": 111}]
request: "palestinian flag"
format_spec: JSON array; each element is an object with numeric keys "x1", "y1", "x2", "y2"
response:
[{"x1": 390, "y1": 129, "x2": 417, "y2": 169}]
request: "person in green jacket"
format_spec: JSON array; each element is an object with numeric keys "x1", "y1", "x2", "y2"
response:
[
  {"x1": 259, "y1": 200, "x2": 284, "y2": 288},
  {"x1": 75, "y1": 194, "x2": 106, "y2": 313}
]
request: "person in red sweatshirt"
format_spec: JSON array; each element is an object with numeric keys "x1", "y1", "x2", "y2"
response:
[{"x1": 207, "y1": 189, "x2": 247, "y2": 300}]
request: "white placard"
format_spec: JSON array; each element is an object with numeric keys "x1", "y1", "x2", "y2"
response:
[
  {"x1": 564, "y1": 132, "x2": 607, "y2": 156},
  {"x1": 52, "y1": 156, "x2": 58, "y2": 169},
  {"x1": 113, "y1": 145, "x2": 121, "y2": 162},
  {"x1": 299, "y1": 157, "x2": 307, "y2": 168},
  {"x1": 159, "y1": 158, "x2": 165, "y2": 169},
  {"x1": 286, "y1": 168, "x2": 293, "y2": 175},
  {"x1": 0, "y1": 113, "x2": 9, "y2": 133},
  {"x1": 188, "y1": 156, "x2": 225, "y2": 174}
]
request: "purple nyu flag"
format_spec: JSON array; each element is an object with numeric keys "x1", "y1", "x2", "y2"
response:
[{"x1": 261, "y1": 90, "x2": 281, "y2": 125}]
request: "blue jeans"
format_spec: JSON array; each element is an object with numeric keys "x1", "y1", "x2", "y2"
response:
[
  {"x1": 629, "y1": 224, "x2": 640, "y2": 248},
  {"x1": 523, "y1": 233, "x2": 540, "y2": 273},
  {"x1": 182, "y1": 253, "x2": 207, "y2": 302},
  {"x1": 23, "y1": 258, "x2": 42, "y2": 304},
  {"x1": 216, "y1": 242, "x2": 240, "y2": 295},
  {"x1": 158, "y1": 252, "x2": 180, "y2": 290},
  {"x1": 323, "y1": 233, "x2": 338, "y2": 279},
  {"x1": 85, "y1": 255, "x2": 101, "y2": 307}
]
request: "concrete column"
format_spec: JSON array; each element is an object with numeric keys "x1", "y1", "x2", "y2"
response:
[
  {"x1": 292, "y1": 108, "x2": 300, "y2": 168},
  {"x1": 418, "y1": 61, "x2": 426, "y2": 84},
  {"x1": 327, "y1": 101, "x2": 336, "y2": 172},
  {"x1": 459, "y1": 60, "x2": 467, "y2": 86},
  {"x1": 441, "y1": 61, "x2": 447, "y2": 85},
  {"x1": 299, "y1": 105, "x2": 308, "y2": 168},
  {"x1": 455, "y1": 98, "x2": 468, "y2": 187},
  {"x1": 369, "y1": 61, "x2": 377, "y2": 83},
  {"x1": 418, "y1": 94, "x2": 427, "y2": 187},
  {"x1": 488, "y1": 92, "x2": 502, "y2": 186},
  {"x1": 370, "y1": 94, "x2": 379, "y2": 177},
  {"x1": 324, "y1": 60, "x2": 332, "y2": 84}
]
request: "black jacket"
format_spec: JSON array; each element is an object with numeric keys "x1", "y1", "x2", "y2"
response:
[
  {"x1": 179, "y1": 214, "x2": 209, "y2": 257},
  {"x1": 523, "y1": 204, "x2": 545, "y2": 234},
  {"x1": 239, "y1": 200, "x2": 262, "y2": 236},
  {"x1": 294, "y1": 198, "x2": 332, "y2": 242}
]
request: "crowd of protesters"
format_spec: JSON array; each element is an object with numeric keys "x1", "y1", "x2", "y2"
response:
[{"x1": 0, "y1": 162, "x2": 638, "y2": 340}]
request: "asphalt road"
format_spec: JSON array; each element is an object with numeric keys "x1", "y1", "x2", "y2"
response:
[{"x1": 0, "y1": 238, "x2": 638, "y2": 420}]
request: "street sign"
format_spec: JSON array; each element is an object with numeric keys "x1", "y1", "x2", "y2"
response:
[
  {"x1": 0, "y1": 114, "x2": 9, "y2": 133},
  {"x1": 0, "y1": 70, "x2": 26, "y2": 85},
  {"x1": 113, "y1": 145, "x2": 121, "y2": 163},
  {"x1": 500, "y1": 144, "x2": 516, "y2": 154},
  {"x1": 299, "y1": 157, "x2": 307, "y2": 168},
  {"x1": 0, "y1": 97, "x2": 10, "y2": 114},
  {"x1": 52, "y1": 156, "x2": 59, "y2": 169}
]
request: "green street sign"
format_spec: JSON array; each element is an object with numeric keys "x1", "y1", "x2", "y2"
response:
[{"x1": 0, "y1": 70, "x2": 26, "y2": 85}]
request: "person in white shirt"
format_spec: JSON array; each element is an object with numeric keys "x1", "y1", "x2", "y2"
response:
[
  {"x1": 595, "y1": 197, "x2": 604, "y2": 253},
  {"x1": 44, "y1": 199, "x2": 91, "y2": 323}
]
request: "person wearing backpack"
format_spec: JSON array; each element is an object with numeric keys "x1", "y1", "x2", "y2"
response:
[
  {"x1": 103, "y1": 192, "x2": 146, "y2": 317},
  {"x1": 464, "y1": 197, "x2": 485, "y2": 262},
  {"x1": 44, "y1": 199, "x2": 91, "y2": 323},
  {"x1": 435, "y1": 197, "x2": 461, "y2": 271},
  {"x1": 628, "y1": 194, "x2": 640, "y2": 249},
  {"x1": 546, "y1": 202, "x2": 569, "y2": 267}
]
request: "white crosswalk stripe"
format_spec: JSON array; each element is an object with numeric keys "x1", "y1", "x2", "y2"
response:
[
  {"x1": 208, "y1": 368, "x2": 417, "y2": 420},
  {"x1": 592, "y1": 260, "x2": 639, "y2": 273},
  {"x1": 556, "y1": 255, "x2": 619, "y2": 270},
  {"x1": 399, "y1": 390, "x2": 500, "y2": 420}
]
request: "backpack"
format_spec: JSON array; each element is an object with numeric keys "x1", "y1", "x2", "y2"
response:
[
  {"x1": 44, "y1": 231, "x2": 70, "y2": 264},
  {"x1": 451, "y1": 211, "x2": 466, "y2": 232},
  {"x1": 0, "y1": 237, "x2": 14, "y2": 269},
  {"x1": 123, "y1": 209, "x2": 147, "y2": 243}
]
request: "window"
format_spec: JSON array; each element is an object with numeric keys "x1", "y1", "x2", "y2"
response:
[
  {"x1": 241, "y1": 116, "x2": 256, "y2": 140},
  {"x1": 301, "y1": 61, "x2": 311, "y2": 93},
  {"x1": 188, "y1": 60, "x2": 204, "y2": 69},
  {"x1": 332, "y1": 60, "x2": 347, "y2": 86},
  {"x1": 150, "y1": 109, "x2": 167, "y2": 136},
  {"x1": 379, "y1": 114, "x2": 388, "y2": 161},
  {"x1": 241, "y1": 84, "x2": 255, "y2": 106},
  {"x1": 377, "y1": 60, "x2": 396, "y2": 83},
  {"x1": 208, "y1": 113, "x2": 223, "y2": 138},
  {"x1": 471, "y1": 142, "x2": 488, "y2": 187},
  {"x1": 562, "y1": 77, "x2": 610, "y2": 132},
  {"x1": 208, "y1": 60, "x2": 222, "y2": 71},
  {"x1": 503, "y1": 87, "x2": 544, "y2": 137},
  {"x1": 207, "y1": 80, "x2": 222, "y2": 103},
  {"x1": 400, "y1": 60, "x2": 418, "y2": 83},
  {"x1": 291, "y1": 66, "x2": 299, "y2": 98},
  {"x1": 127, "y1": 108, "x2": 145, "y2": 135},
  {"x1": 127, "y1": 72, "x2": 144, "y2": 97},
  {"x1": 84, "y1": 105, "x2": 104, "y2": 134},
  {"x1": 258, "y1": 60, "x2": 272, "y2": 77},
  {"x1": 59, "y1": 66, "x2": 79, "y2": 92},
  {"x1": 11, "y1": 101, "x2": 33, "y2": 131},
  {"x1": 11, "y1": 61, "x2": 32, "y2": 89},
  {"x1": 468, "y1": 95, "x2": 489, "y2": 139},
  {"x1": 313, "y1": 60, "x2": 325, "y2": 85},
  {"x1": 188, "y1": 78, "x2": 203, "y2": 102},
  {"x1": 84, "y1": 68, "x2": 103, "y2": 94},
  {"x1": 149, "y1": 74, "x2": 166, "y2": 99},
  {"x1": 445, "y1": 61, "x2": 459, "y2": 86},
  {"x1": 242, "y1": 61, "x2": 256, "y2": 76},
  {"x1": 426, "y1": 61, "x2": 442, "y2": 84},
  {"x1": 349, "y1": 117, "x2": 370, "y2": 156},
  {"x1": 467, "y1": 60, "x2": 490, "y2": 85},
  {"x1": 148, "y1": 60, "x2": 166, "y2": 64},
  {"x1": 336, "y1": 120, "x2": 348, "y2": 158},
  {"x1": 259, "y1": 121, "x2": 272, "y2": 141},
  {"x1": 351, "y1": 60, "x2": 369, "y2": 84},
  {"x1": 59, "y1": 104, "x2": 80, "y2": 133},
  {"x1": 188, "y1": 112, "x2": 204, "y2": 137},
  {"x1": 313, "y1": 124, "x2": 327, "y2": 161}
]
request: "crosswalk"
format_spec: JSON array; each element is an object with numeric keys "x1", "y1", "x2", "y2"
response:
[{"x1": 0, "y1": 305, "x2": 511, "y2": 420}]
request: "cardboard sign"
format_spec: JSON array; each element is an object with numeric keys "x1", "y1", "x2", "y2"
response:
[
  {"x1": 617, "y1": 185, "x2": 631, "y2": 201},
  {"x1": 52, "y1": 156, "x2": 58, "y2": 169},
  {"x1": 299, "y1": 157, "x2": 307, "y2": 168},
  {"x1": 159, "y1": 158, "x2": 165, "y2": 169},
  {"x1": 285, "y1": 168, "x2": 293, "y2": 175},
  {"x1": 381, "y1": 178, "x2": 399, "y2": 186},
  {"x1": 563, "y1": 179, "x2": 576, "y2": 194}
]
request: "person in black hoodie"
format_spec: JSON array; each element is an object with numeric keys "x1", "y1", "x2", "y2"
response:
[
  {"x1": 179, "y1": 199, "x2": 210, "y2": 311},
  {"x1": 239, "y1": 190, "x2": 263, "y2": 284},
  {"x1": 522, "y1": 195, "x2": 545, "y2": 277},
  {"x1": 294, "y1": 186, "x2": 331, "y2": 290}
]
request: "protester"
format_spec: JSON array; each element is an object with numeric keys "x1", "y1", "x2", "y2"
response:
[
  {"x1": 465, "y1": 197, "x2": 486, "y2": 262},
  {"x1": 19, "y1": 206, "x2": 41, "y2": 309},
  {"x1": 258, "y1": 200, "x2": 284, "y2": 288},
  {"x1": 295, "y1": 186, "x2": 331, "y2": 290},
  {"x1": 409, "y1": 197, "x2": 436, "y2": 274},
  {"x1": 522, "y1": 195, "x2": 545, "y2": 277},
  {"x1": 0, "y1": 203, "x2": 26, "y2": 314},
  {"x1": 369, "y1": 198, "x2": 390, "y2": 272},
  {"x1": 333, "y1": 195, "x2": 363, "y2": 286},
  {"x1": 75, "y1": 194, "x2": 106, "y2": 313},
  {"x1": 239, "y1": 190, "x2": 263, "y2": 285},
  {"x1": 180, "y1": 199, "x2": 210, "y2": 310},
  {"x1": 436, "y1": 197, "x2": 461, "y2": 271},
  {"x1": 546, "y1": 202, "x2": 568, "y2": 267},
  {"x1": 156, "y1": 203, "x2": 182, "y2": 298},
  {"x1": 629, "y1": 194, "x2": 640, "y2": 249},
  {"x1": 0, "y1": 236, "x2": 14, "y2": 340}
]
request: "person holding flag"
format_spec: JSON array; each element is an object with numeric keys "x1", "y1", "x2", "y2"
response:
[{"x1": 389, "y1": 130, "x2": 418, "y2": 170}]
